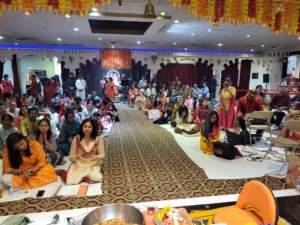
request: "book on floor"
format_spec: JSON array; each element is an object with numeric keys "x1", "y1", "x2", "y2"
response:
[{"x1": 56, "y1": 184, "x2": 89, "y2": 197}]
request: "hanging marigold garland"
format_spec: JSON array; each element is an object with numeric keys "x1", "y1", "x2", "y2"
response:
[
  {"x1": 168, "y1": 0, "x2": 300, "y2": 35},
  {"x1": 0, "y1": 0, "x2": 110, "y2": 16}
]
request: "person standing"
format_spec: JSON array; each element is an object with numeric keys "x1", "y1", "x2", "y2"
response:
[
  {"x1": 2, "y1": 74, "x2": 13, "y2": 101},
  {"x1": 210, "y1": 75, "x2": 217, "y2": 98},
  {"x1": 75, "y1": 75, "x2": 86, "y2": 101},
  {"x1": 138, "y1": 76, "x2": 148, "y2": 89},
  {"x1": 219, "y1": 80, "x2": 236, "y2": 130},
  {"x1": 105, "y1": 77, "x2": 116, "y2": 102},
  {"x1": 66, "y1": 72, "x2": 76, "y2": 98}
]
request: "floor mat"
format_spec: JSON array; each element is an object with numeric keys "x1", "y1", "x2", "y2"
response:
[{"x1": 161, "y1": 124, "x2": 285, "y2": 179}]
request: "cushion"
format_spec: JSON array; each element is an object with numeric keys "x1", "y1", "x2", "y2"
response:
[{"x1": 213, "y1": 206, "x2": 263, "y2": 225}]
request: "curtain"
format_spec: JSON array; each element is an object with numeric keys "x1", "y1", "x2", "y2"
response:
[
  {"x1": 12, "y1": 54, "x2": 21, "y2": 96},
  {"x1": 281, "y1": 57, "x2": 288, "y2": 78},
  {"x1": 238, "y1": 59, "x2": 252, "y2": 99},
  {"x1": 0, "y1": 60, "x2": 3, "y2": 81},
  {"x1": 100, "y1": 49, "x2": 131, "y2": 69}
]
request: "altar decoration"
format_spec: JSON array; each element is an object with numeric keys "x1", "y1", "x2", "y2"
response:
[
  {"x1": 100, "y1": 49, "x2": 132, "y2": 69},
  {"x1": 0, "y1": 0, "x2": 110, "y2": 16},
  {"x1": 154, "y1": 206, "x2": 192, "y2": 225},
  {"x1": 168, "y1": 0, "x2": 300, "y2": 35}
]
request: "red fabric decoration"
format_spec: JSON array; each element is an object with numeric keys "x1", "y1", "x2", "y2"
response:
[{"x1": 100, "y1": 49, "x2": 132, "y2": 69}]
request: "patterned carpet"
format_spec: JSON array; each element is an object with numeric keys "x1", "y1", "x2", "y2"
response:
[{"x1": 0, "y1": 104, "x2": 286, "y2": 215}]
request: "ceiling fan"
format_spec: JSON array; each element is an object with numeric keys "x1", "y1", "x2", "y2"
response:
[{"x1": 99, "y1": 0, "x2": 172, "y2": 20}]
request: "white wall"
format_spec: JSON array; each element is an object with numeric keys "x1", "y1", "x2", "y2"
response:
[{"x1": 1, "y1": 50, "x2": 285, "y2": 94}]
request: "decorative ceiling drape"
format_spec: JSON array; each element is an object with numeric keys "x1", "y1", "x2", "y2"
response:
[
  {"x1": 11, "y1": 54, "x2": 21, "y2": 96},
  {"x1": 169, "y1": 0, "x2": 300, "y2": 35},
  {"x1": 100, "y1": 49, "x2": 132, "y2": 69}
]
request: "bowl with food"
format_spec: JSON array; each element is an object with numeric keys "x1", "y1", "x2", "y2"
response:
[{"x1": 81, "y1": 204, "x2": 144, "y2": 225}]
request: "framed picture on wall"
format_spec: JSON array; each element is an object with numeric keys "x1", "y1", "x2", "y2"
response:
[
  {"x1": 252, "y1": 73, "x2": 259, "y2": 79},
  {"x1": 33, "y1": 70, "x2": 47, "y2": 78}
]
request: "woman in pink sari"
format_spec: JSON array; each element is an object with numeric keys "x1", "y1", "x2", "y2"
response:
[
  {"x1": 219, "y1": 80, "x2": 236, "y2": 129},
  {"x1": 105, "y1": 77, "x2": 115, "y2": 102}
]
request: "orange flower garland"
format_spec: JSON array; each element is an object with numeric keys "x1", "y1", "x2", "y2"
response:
[
  {"x1": 168, "y1": 0, "x2": 300, "y2": 35},
  {"x1": 0, "y1": 0, "x2": 110, "y2": 16}
]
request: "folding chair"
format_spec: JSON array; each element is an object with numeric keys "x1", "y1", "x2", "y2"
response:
[
  {"x1": 263, "y1": 119, "x2": 300, "y2": 168},
  {"x1": 246, "y1": 111, "x2": 273, "y2": 145}
]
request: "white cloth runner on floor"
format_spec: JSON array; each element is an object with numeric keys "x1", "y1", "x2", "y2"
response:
[{"x1": 160, "y1": 124, "x2": 284, "y2": 180}]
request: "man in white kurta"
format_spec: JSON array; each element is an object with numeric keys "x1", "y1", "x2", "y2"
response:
[{"x1": 75, "y1": 76, "x2": 86, "y2": 100}]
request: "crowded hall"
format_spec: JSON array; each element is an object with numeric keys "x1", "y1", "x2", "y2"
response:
[{"x1": 0, "y1": 0, "x2": 300, "y2": 225}]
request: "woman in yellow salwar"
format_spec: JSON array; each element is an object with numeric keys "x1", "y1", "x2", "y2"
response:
[
  {"x1": 200, "y1": 111, "x2": 220, "y2": 154},
  {"x1": 1, "y1": 132, "x2": 57, "y2": 193}
]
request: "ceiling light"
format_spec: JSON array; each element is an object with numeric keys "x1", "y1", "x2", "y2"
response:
[
  {"x1": 298, "y1": 37, "x2": 300, "y2": 40},
  {"x1": 190, "y1": 33, "x2": 195, "y2": 36},
  {"x1": 184, "y1": 48, "x2": 188, "y2": 51},
  {"x1": 251, "y1": 49, "x2": 254, "y2": 52},
  {"x1": 261, "y1": 44, "x2": 265, "y2": 47},
  {"x1": 160, "y1": 12, "x2": 166, "y2": 16},
  {"x1": 207, "y1": 28, "x2": 212, "y2": 32},
  {"x1": 263, "y1": 24, "x2": 266, "y2": 27},
  {"x1": 57, "y1": 38, "x2": 62, "y2": 42},
  {"x1": 173, "y1": 42, "x2": 176, "y2": 45},
  {"x1": 73, "y1": 27, "x2": 79, "y2": 32},
  {"x1": 65, "y1": 14, "x2": 70, "y2": 18},
  {"x1": 0, "y1": 36, "x2": 3, "y2": 40},
  {"x1": 143, "y1": 0, "x2": 156, "y2": 18},
  {"x1": 111, "y1": 46, "x2": 115, "y2": 48},
  {"x1": 174, "y1": 20, "x2": 180, "y2": 23},
  {"x1": 218, "y1": 43, "x2": 223, "y2": 47},
  {"x1": 25, "y1": 12, "x2": 31, "y2": 15},
  {"x1": 247, "y1": 34, "x2": 251, "y2": 38},
  {"x1": 14, "y1": 42, "x2": 18, "y2": 45},
  {"x1": 89, "y1": 11, "x2": 100, "y2": 16},
  {"x1": 98, "y1": 38, "x2": 102, "y2": 41},
  {"x1": 137, "y1": 41, "x2": 141, "y2": 44}
]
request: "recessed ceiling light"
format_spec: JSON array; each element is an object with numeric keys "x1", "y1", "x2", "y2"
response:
[
  {"x1": 218, "y1": 43, "x2": 223, "y2": 47},
  {"x1": 190, "y1": 33, "x2": 195, "y2": 36},
  {"x1": 251, "y1": 49, "x2": 254, "y2": 52},
  {"x1": 160, "y1": 12, "x2": 166, "y2": 16},
  {"x1": 57, "y1": 38, "x2": 62, "y2": 42},
  {"x1": 174, "y1": 20, "x2": 180, "y2": 23},
  {"x1": 91, "y1": 7, "x2": 98, "y2": 12},
  {"x1": 262, "y1": 24, "x2": 266, "y2": 27},
  {"x1": 73, "y1": 27, "x2": 79, "y2": 32},
  {"x1": 25, "y1": 12, "x2": 31, "y2": 15},
  {"x1": 298, "y1": 37, "x2": 300, "y2": 40},
  {"x1": 111, "y1": 46, "x2": 115, "y2": 48},
  {"x1": 137, "y1": 41, "x2": 141, "y2": 44},
  {"x1": 0, "y1": 36, "x2": 3, "y2": 40},
  {"x1": 184, "y1": 48, "x2": 188, "y2": 51},
  {"x1": 89, "y1": 12, "x2": 100, "y2": 16},
  {"x1": 65, "y1": 14, "x2": 70, "y2": 18},
  {"x1": 261, "y1": 44, "x2": 265, "y2": 47},
  {"x1": 173, "y1": 42, "x2": 177, "y2": 45},
  {"x1": 207, "y1": 28, "x2": 212, "y2": 32},
  {"x1": 14, "y1": 42, "x2": 18, "y2": 45},
  {"x1": 247, "y1": 34, "x2": 251, "y2": 38},
  {"x1": 98, "y1": 38, "x2": 102, "y2": 40}
]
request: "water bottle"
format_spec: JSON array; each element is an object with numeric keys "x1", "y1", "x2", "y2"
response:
[{"x1": 296, "y1": 176, "x2": 300, "y2": 192}]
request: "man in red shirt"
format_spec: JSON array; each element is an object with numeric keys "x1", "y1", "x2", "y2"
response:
[
  {"x1": 1, "y1": 74, "x2": 13, "y2": 100},
  {"x1": 237, "y1": 90, "x2": 263, "y2": 138}
]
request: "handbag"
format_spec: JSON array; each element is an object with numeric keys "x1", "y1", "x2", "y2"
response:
[{"x1": 213, "y1": 142, "x2": 236, "y2": 160}]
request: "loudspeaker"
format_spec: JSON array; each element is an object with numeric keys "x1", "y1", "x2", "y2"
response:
[{"x1": 263, "y1": 74, "x2": 269, "y2": 83}]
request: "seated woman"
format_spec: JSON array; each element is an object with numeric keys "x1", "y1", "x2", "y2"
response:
[
  {"x1": 81, "y1": 100, "x2": 98, "y2": 121},
  {"x1": 67, "y1": 118, "x2": 105, "y2": 185},
  {"x1": 134, "y1": 91, "x2": 147, "y2": 110},
  {"x1": 200, "y1": 111, "x2": 220, "y2": 154},
  {"x1": 36, "y1": 119, "x2": 64, "y2": 166},
  {"x1": 106, "y1": 102, "x2": 120, "y2": 122},
  {"x1": 1, "y1": 132, "x2": 58, "y2": 192},
  {"x1": 192, "y1": 100, "x2": 211, "y2": 127},
  {"x1": 14, "y1": 105, "x2": 28, "y2": 129},
  {"x1": 0, "y1": 114, "x2": 19, "y2": 157},
  {"x1": 173, "y1": 105, "x2": 199, "y2": 134}
]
